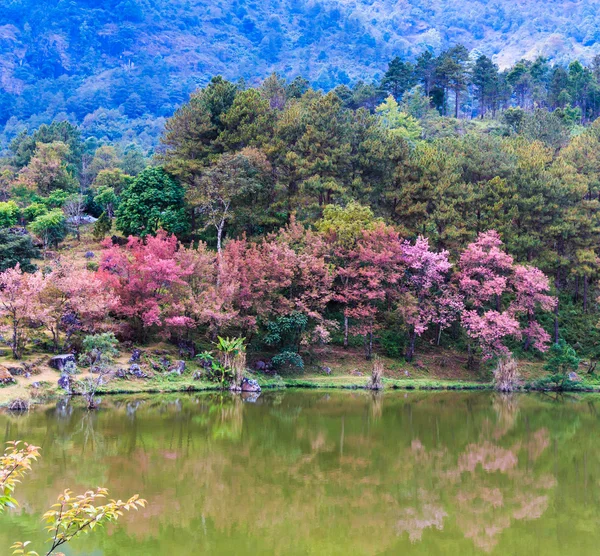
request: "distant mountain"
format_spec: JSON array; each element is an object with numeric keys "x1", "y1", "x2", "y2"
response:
[{"x1": 1, "y1": 0, "x2": 600, "y2": 148}]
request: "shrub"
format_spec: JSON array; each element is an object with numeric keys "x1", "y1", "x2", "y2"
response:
[
  {"x1": 543, "y1": 340, "x2": 581, "y2": 390},
  {"x1": 272, "y1": 350, "x2": 304, "y2": 370}
]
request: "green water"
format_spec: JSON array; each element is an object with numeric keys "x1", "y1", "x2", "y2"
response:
[{"x1": 0, "y1": 390, "x2": 598, "y2": 555}]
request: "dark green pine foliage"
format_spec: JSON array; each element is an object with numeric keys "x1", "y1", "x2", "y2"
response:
[{"x1": 0, "y1": 229, "x2": 40, "y2": 272}]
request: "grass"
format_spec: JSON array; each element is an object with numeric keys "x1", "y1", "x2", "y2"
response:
[{"x1": 1, "y1": 299, "x2": 599, "y2": 407}]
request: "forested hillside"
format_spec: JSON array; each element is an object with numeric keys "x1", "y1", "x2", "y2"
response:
[
  {"x1": 2, "y1": 0, "x2": 600, "y2": 149},
  {"x1": 3, "y1": 67, "x2": 600, "y2": 379}
]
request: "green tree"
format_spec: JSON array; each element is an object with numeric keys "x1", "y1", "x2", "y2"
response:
[
  {"x1": 120, "y1": 144, "x2": 147, "y2": 176},
  {"x1": 16, "y1": 142, "x2": 77, "y2": 194},
  {"x1": 161, "y1": 77, "x2": 238, "y2": 186},
  {"x1": 29, "y1": 209, "x2": 67, "y2": 254},
  {"x1": 380, "y1": 56, "x2": 416, "y2": 100},
  {"x1": 92, "y1": 168, "x2": 132, "y2": 197},
  {"x1": 10, "y1": 121, "x2": 83, "y2": 174},
  {"x1": 436, "y1": 45, "x2": 470, "y2": 117},
  {"x1": 218, "y1": 88, "x2": 276, "y2": 151},
  {"x1": 191, "y1": 148, "x2": 272, "y2": 251},
  {"x1": 375, "y1": 96, "x2": 423, "y2": 141},
  {"x1": 0, "y1": 201, "x2": 19, "y2": 228},
  {"x1": 472, "y1": 55, "x2": 500, "y2": 118},
  {"x1": 92, "y1": 211, "x2": 112, "y2": 240},
  {"x1": 115, "y1": 167, "x2": 189, "y2": 237},
  {"x1": 0, "y1": 229, "x2": 40, "y2": 272},
  {"x1": 93, "y1": 186, "x2": 118, "y2": 218}
]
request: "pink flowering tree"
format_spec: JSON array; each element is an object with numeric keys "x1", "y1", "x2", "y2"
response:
[
  {"x1": 510, "y1": 265, "x2": 557, "y2": 351},
  {"x1": 458, "y1": 231, "x2": 555, "y2": 365},
  {"x1": 400, "y1": 236, "x2": 456, "y2": 361},
  {"x1": 175, "y1": 240, "x2": 234, "y2": 340},
  {"x1": 221, "y1": 218, "x2": 333, "y2": 349},
  {"x1": 0, "y1": 265, "x2": 46, "y2": 358},
  {"x1": 40, "y1": 266, "x2": 118, "y2": 352},
  {"x1": 99, "y1": 230, "x2": 192, "y2": 341},
  {"x1": 335, "y1": 224, "x2": 405, "y2": 360}
]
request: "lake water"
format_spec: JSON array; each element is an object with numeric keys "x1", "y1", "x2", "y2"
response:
[{"x1": 0, "y1": 390, "x2": 598, "y2": 555}]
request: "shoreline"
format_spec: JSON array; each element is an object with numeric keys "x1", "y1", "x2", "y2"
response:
[{"x1": 4, "y1": 376, "x2": 599, "y2": 408}]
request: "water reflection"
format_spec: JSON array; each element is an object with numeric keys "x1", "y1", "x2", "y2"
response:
[{"x1": 0, "y1": 391, "x2": 598, "y2": 555}]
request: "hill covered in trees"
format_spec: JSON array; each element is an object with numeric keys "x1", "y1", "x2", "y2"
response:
[
  {"x1": 3, "y1": 66, "x2": 600, "y2": 378},
  {"x1": 3, "y1": 0, "x2": 600, "y2": 149}
]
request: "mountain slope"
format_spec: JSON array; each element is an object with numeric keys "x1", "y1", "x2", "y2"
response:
[{"x1": 1, "y1": 0, "x2": 599, "y2": 147}]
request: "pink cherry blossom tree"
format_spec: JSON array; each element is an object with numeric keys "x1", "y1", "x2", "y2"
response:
[
  {"x1": 400, "y1": 236, "x2": 455, "y2": 361},
  {"x1": 458, "y1": 231, "x2": 555, "y2": 364},
  {"x1": 335, "y1": 223, "x2": 405, "y2": 360},
  {"x1": 0, "y1": 265, "x2": 46, "y2": 359},
  {"x1": 510, "y1": 265, "x2": 557, "y2": 351},
  {"x1": 41, "y1": 266, "x2": 118, "y2": 352},
  {"x1": 99, "y1": 230, "x2": 192, "y2": 341}
]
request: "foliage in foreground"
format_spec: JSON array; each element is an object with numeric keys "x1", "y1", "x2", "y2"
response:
[{"x1": 0, "y1": 442, "x2": 146, "y2": 556}]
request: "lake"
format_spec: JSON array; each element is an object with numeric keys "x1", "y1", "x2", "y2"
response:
[{"x1": 0, "y1": 390, "x2": 598, "y2": 555}]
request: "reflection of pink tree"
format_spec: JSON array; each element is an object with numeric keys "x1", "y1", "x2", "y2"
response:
[
  {"x1": 402, "y1": 402, "x2": 555, "y2": 554},
  {"x1": 396, "y1": 489, "x2": 447, "y2": 542}
]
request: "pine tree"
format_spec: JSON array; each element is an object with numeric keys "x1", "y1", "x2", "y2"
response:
[{"x1": 93, "y1": 211, "x2": 112, "y2": 241}]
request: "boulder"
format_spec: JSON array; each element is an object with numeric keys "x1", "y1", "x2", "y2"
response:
[
  {"x1": 568, "y1": 371, "x2": 580, "y2": 382},
  {"x1": 169, "y1": 360, "x2": 186, "y2": 375},
  {"x1": 159, "y1": 356, "x2": 170, "y2": 367},
  {"x1": 192, "y1": 370, "x2": 203, "y2": 381},
  {"x1": 241, "y1": 378, "x2": 261, "y2": 393},
  {"x1": 129, "y1": 348, "x2": 142, "y2": 363},
  {"x1": 7, "y1": 366, "x2": 25, "y2": 376},
  {"x1": 116, "y1": 368, "x2": 128, "y2": 379},
  {"x1": 49, "y1": 354, "x2": 76, "y2": 371},
  {"x1": 254, "y1": 360, "x2": 273, "y2": 372},
  {"x1": 57, "y1": 373, "x2": 73, "y2": 392},
  {"x1": 0, "y1": 366, "x2": 16, "y2": 384},
  {"x1": 129, "y1": 364, "x2": 149, "y2": 379},
  {"x1": 255, "y1": 360, "x2": 267, "y2": 371},
  {"x1": 321, "y1": 366, "x2": 332, "y2": 375}
]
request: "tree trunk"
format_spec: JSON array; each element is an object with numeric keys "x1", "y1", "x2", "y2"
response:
[
  {"x1": 364, "y1": 328, "x2": 373, "y2": 361},
  {"x1": 343, "y1": 314, "x2": 349, "y2": 348},
  {"x1": 467, "y1": 343, "x2": 475, "y2": 371},
  {"x1": 584, "y1": 275, "x2": 588, "y2": 313},
  {"x1": 554, "y1": 270, "x2": 560, "y2": 344},
  {"x1": 455, "y1": 88, "x2": 460, "y2": 118},
  {"x1": 12, "y1": 320, "x2": 19, "y2": 359},
  {"x1": 406, "y1": 330, "x2": 417, "y2": 362}
]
